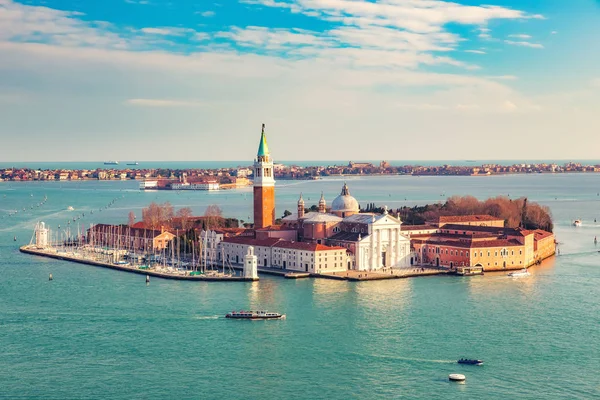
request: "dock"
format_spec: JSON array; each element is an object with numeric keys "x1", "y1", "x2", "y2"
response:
[
  {"x1": 20, "y1": 246, "x2": 258, "y2": 282},
  {"x1": 317, "y1": 267, "x2": 448, "y2": 281}
]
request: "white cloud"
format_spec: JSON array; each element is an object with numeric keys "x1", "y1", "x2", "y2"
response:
[
  {"x1": 487, "y1": 75, "x2": 518, "y2": 81},
  {"x1": 2, "y1": 0, "x2": 585, "y2": 162},
  {"x1": 140, "y1": 27, "x2": 193, "y2": 36},
  {"x1": 126, "y1": 98, "x2": 205, "y2": 107},
  {"x1": 504, "y1": 40, "x2": 544, "y2": 49},
  {"x1": 465, "y1": 50, "x2": 486, "y2": 54},
  {"x1": 197, "y1": 11, "x2": 215, "y2": 17},
  {"x1": 508, "y1": 34, "x2": 532, "y2": 39},
  {"x1": 503, "y1": 100, "x2": 517, "y2": 111}
]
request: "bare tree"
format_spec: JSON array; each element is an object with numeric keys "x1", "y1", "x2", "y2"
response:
[
  {"x1": 177, "y1": 207, "x2": 194, "y2": 231},
  {"x1": 160, "y1": 201, "x2": 174, "y2": 228},
  {"x1": 204, "y1": 204, "x2": 223, "y2": 229},
  {"x1": 128, "y1": 211, "x2": 136, "y2": 227},
  {"x1": 142, "y1": 201, "x2": 175, "y2": 230}
]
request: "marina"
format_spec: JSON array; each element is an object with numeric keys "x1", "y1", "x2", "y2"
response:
[{"x1": 19, "y1": 246, "x2": 257, "y2": 281}]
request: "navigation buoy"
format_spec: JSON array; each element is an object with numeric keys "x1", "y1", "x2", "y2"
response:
[
  {"x1": 49, "y1": 273, "x2": 53, "y2": 281},
  {"x1": 449, "y1": 374, "x2": 466, "y2": 382},
  {"x1": 146, "y1": 275, "x2": 150, "y2": 284},
  {"x1": 13, "y1": 236, "x2": 16, "y2": 241}
]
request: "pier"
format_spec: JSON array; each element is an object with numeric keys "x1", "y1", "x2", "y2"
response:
[{"x1": 20, "y1": 246, "x2": 258, "y2": 282}]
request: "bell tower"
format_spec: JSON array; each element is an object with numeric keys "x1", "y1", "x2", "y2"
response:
[{"x1": 253, "y1": 123, "x2": 276, "y2": 229}]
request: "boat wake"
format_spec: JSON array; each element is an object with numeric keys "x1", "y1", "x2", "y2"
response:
[
  {"x1": 193, "y1": 315, "x2": 221, "y2": 320},
  {"x1": 357, "y1": 352, "x2": 454, "y2": 364}
]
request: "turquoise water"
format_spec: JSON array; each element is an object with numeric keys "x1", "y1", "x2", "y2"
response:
[{"x1": 1, "y1": 174, "x2": 600, "y2": 399}]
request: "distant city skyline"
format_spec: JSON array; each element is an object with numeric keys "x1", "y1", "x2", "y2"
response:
[{"x1": 1, "y1": 0, "x2": 599, "y2": 161}]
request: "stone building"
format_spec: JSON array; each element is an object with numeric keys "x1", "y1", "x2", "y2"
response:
[{"x1": 410, "y1": 222, "x2": 555, "y2": 271}]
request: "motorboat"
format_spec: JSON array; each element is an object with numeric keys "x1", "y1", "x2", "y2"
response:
[
  {"x1": 458, "y1": 359, "x2": 483, "y2": 366},
  {"x1": 573, "y1": 219, "x2": 582, "y2": 227},
  {"x1": 225, "y1": 310, "x2": 286, "y2": 320},
  {"x1": 508, "y1": 269, "x2": 530, "y2": 277}
]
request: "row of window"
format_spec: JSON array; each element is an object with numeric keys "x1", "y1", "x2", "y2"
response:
[{"x1": 425, "y1": 247, "x2": 523, "y2": 257}]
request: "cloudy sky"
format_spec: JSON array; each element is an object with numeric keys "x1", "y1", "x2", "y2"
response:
[{"x1": 1, "y1": 0, "x2": 599, "y2": 162}]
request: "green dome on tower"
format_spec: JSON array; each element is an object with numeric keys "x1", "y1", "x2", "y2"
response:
[{"x1": 257, "y1": 123, "x2": 270, "y2": 157}]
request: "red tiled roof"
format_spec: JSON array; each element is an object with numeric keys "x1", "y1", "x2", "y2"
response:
[
  {"x1": 401, "y1": 225, "x2": 438, "y2": 231},
  {"x1": 533, "y1": 229, "x2": 553, "y2": 240},
  {"x1": 439, "y1": 215, "x2": 503, "y2": 223},
  {"x1": 255, "y1": 225, "x2": 294, "y2": 231},
  {"x1": 211, "y1": 228, "x2": 253, "y2": 237},
  {"x1": 412, "y1": 235, "x2": 522, "y2": 249},
  {"x1": 469, "y1": 239, "x2": 522, "y2": 248},
  {"x1": 275, "y1": 241, "x2": 346, "y2": 252},
  {"x1": 222, "y1": 237, "x2": 283, "y2": 247}
]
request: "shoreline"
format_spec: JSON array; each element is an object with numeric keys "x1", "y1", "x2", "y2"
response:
[{"x1": 21, "y1": 245, "x2": 450, "y2": 282}]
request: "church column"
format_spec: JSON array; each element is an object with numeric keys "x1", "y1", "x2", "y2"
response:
[
  {"x1": 390, "y1": 228, "x2": 396, "y2": 266},
  {"x1": 377, "y1": 228, "x2": 383, "y2": 270}
]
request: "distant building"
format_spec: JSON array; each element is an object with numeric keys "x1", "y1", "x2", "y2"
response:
[{"x1": 348, "y1": 161, "x2": 374, "y2": 169}]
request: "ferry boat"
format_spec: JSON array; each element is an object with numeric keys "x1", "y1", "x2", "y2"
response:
[
  {"x1": 225, "y1": 310, "x2": 286, "y2": 320},
  {"x1": 126, "y1": 162, "x2": 139, "y2": 166},
  {"x1": 572, "y1": 219, "x2": 582, "y2": 227},
  {"x1": 104, "y1": 161, "x2": 119, "y2": 165},
  {"x1": 458, "y1": 358, "x2": 484, "y2": 366},
  {"x1": 454, "y1": 266, "x2": 484, "y2": 276},
  {"x1": 508, "y1": 269, "x2": 530, "y2": 277}
]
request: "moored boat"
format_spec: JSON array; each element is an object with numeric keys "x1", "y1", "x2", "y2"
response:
[
  {"x1": 454, "y1": 266, "x2": 484, "y2": 276},
  {"x1": 449, "y1": 373, "x2": 466, "y2": 382},
  {"x1": 225, "y1": 310, "x2": 285, "y2": 320},
  {"x1": 458, "y1": 358, "x2": 483, "y2": 365}
]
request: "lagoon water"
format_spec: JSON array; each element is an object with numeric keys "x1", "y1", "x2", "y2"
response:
[{"x1": 1, "y1": 174, "x2": 599, "y2": 399}]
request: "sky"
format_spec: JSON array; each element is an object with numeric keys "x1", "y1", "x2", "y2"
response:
[{"x1": 1, "y1": 0, "x2": 600, "y2": 162}]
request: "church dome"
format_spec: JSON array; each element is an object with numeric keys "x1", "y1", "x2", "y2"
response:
[{"x1": 331, "y1": 183, "x2": 359, "y2": 213}]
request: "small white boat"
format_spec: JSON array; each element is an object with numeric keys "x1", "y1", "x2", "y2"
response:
[
  {"x1": 573, "y1": 219, "x2": 582, "y2": 227},
  {"x1": 67, "y1": 206, "x2": 75, "y2": 211},
  {"x1": 508, "y1": 269, "x2": 530, "y2": 277},
  {"x1": 449, "y1": 374, "x2": 466, "y2": 382}
]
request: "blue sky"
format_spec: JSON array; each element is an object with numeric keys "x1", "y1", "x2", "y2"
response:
[{"x1": 1, "y1": 0, "x2": 599, "y2": 161}]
